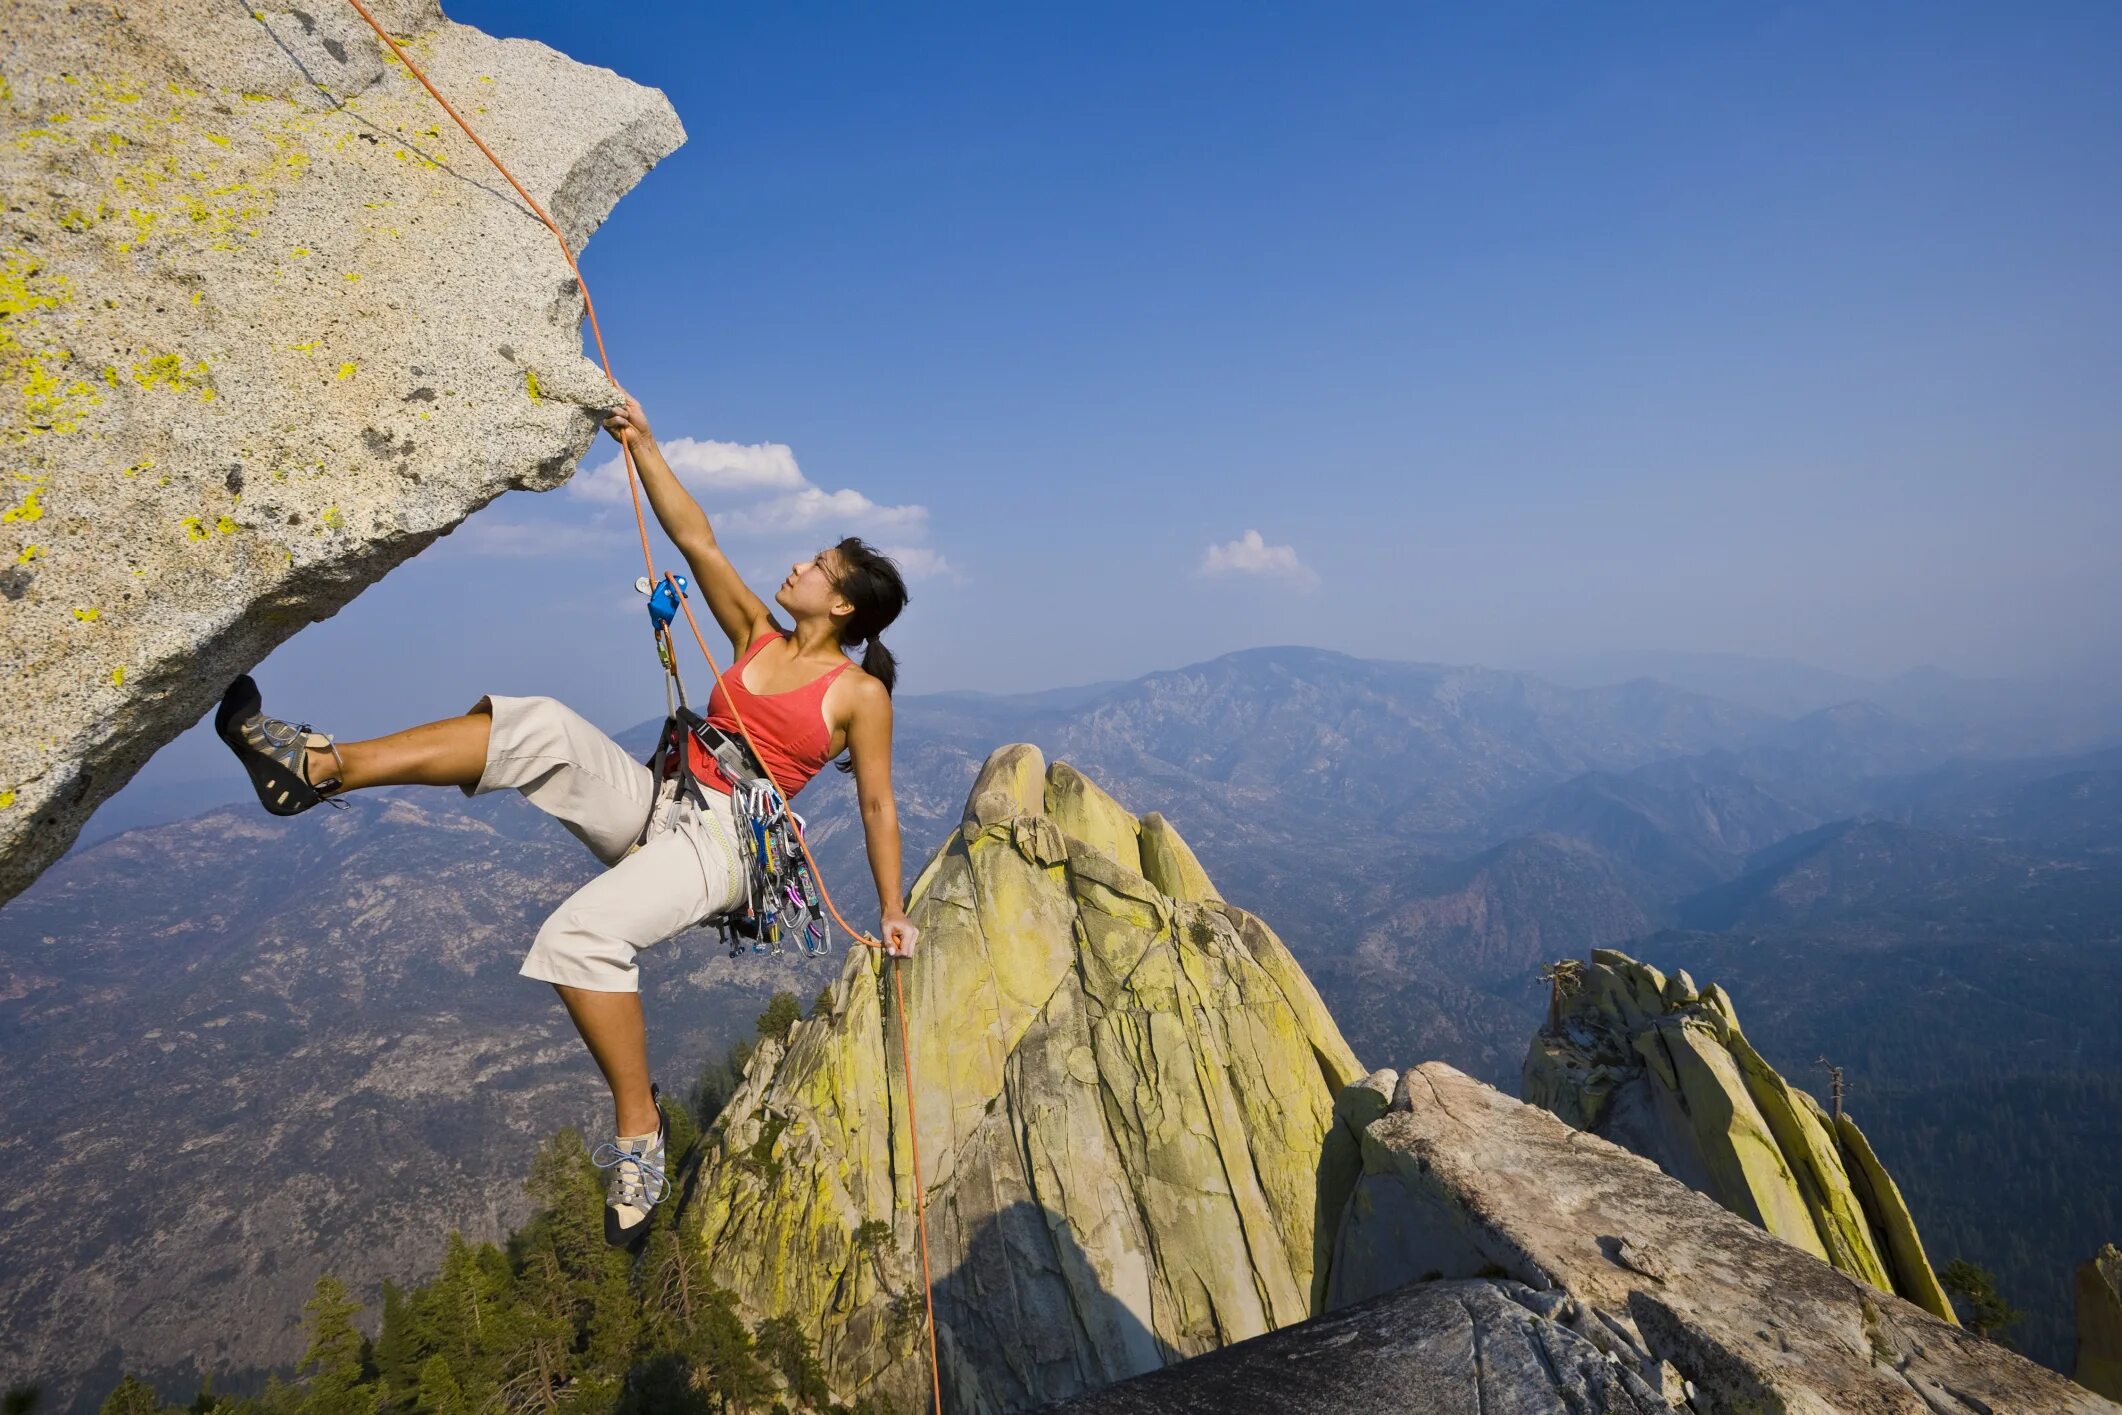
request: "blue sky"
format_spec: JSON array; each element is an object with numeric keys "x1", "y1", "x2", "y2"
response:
[{"x1": 138, "y1": 0, "x2": 2122, "y2": 782}]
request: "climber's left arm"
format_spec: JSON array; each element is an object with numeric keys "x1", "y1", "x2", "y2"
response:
[{"x1": 844, "y1": 676, "x2": 916, "y2": 956}]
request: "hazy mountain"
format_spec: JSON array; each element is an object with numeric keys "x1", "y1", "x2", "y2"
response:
[
  {"x1": 1871, "y1": 746, "x2": 2122, "y2": 852},
  {"x1": 1675, "y1": 820, "x2": 2040, "y2": 932},
  {"x1": 1486, "y1": 752, "x2": 1823, "y2": 900},
  {"x1": 1527, "y1": 650, "x2": 2122, "y2": 757}
]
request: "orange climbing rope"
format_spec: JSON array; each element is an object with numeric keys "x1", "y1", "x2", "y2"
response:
[{"x1": 338, "y1": 7, "x2": 943, "y2": 1411}]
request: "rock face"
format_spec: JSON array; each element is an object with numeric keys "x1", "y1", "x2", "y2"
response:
[
  {"x1": 0, "y1": 0, "x2": 684, "y2": 903},
  {"x1": 686, "y1": 745, "x2": 1365, "y2": 1414},
  {"x1": 1321, "y1": 1063, "x2": 2114, "y2": 1415},
  {"x1": 1045, "y1": 1278, "x2": 1674, "y2": 1415},
  {"x1": 1523, "y1": 948, "x2": 1956, "y2": 1321},
  {"x1": 2082, "y1": 1245, "x2": 2122, "y2": 1402}
]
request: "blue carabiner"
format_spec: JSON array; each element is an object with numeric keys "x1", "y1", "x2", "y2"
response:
[{"x1": 646, "y1": 574, "x2": 691, "y2": 632}]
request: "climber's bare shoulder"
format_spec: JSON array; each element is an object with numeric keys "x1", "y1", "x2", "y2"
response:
[{"x1": 824, "y1": 665, "x2": 891, "y2": 766}]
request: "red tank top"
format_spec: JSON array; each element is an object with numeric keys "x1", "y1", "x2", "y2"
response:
[{"x1": 684, "y1": 632, "x2": 852, "y2": 800}]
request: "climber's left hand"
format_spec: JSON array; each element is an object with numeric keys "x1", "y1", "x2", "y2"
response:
[{"x1": 882, "y1": 914, "x2": 919, "y2": 958}]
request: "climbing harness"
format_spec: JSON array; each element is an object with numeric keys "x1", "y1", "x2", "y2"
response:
[
  {"x1": 638, "y1": 704, "x2": 835, "y2": 960},
  {"x1": 338, "y1": 7, "x2": 943, "y2": 1409}
]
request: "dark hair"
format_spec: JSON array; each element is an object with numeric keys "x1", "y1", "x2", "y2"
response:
[{"x1": 829, "y1": 537, "x2": 909, "y2": 771}]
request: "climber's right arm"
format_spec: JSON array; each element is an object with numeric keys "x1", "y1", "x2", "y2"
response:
[{"x1": 601, "y1": 395, "x2": 774, "y2": 654}]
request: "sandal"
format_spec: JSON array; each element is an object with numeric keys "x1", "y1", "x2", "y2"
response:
[{"x1": 215, "y1": 675, "x2": 347, "y2": 816}]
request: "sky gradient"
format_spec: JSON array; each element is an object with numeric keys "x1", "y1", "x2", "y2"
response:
[{"x1": 130, "y1": 0, "x2": 2122, "y2": 784}]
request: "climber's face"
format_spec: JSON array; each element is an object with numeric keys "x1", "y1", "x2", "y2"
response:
[{"x1": 777, "y1": 547, "x2": 852, "y2": 626}]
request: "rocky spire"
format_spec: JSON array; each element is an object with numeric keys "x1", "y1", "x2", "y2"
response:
[
  {"x1": 1523, "y1": 947, "x2": 1955, "y2": 1321},
  {"x1": 683, "y1": 744, "x2": 1364, "y2": 1413}
]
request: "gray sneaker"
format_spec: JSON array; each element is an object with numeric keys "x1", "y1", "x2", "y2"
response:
[{"x1": 593, "y1": 1087, "x2": 669, "y2": 1248}]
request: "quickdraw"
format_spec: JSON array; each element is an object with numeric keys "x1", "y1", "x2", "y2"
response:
[{"x1": 639, "y1": 700, "x2": 834, "y2": 962}]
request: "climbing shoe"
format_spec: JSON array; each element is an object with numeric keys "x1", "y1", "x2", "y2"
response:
[
  {"x1": 215, "y1": 675, "x2": 345, "y2": 816},
  {"x1": 594, "y1": 1085, "x2": 670, "y2": 1249}
]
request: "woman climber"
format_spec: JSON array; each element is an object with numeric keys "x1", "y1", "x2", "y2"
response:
[{"x1": 214, "y1": 394, "x2": 919, "y2": 1247}]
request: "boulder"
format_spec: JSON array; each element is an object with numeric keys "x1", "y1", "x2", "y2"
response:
[
  {"x1": 1324, "y1": 1062, "x2": 2114, "y2": 1414},
  {"x1": 1042, "y1": 1278, "x2": 1677, "y2": 1414},
  {"x1": 0, "y1": 0, "x2": 683, "y2": 903},
  {"x1": 685, "y1": 745, "x2": 1365, "y2": 1413},
  {"x1": 1525, "y1": 948, "x2": 1955, "y2": 1320}
]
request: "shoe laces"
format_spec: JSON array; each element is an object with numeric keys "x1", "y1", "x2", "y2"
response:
[{"x1": 593, "y1": 1138, "x2": 668, "y2": 1207}]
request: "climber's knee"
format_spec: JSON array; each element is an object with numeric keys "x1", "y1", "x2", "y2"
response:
[{"x1": 520, "y1": 904, "x2": 640, "y2": 994}]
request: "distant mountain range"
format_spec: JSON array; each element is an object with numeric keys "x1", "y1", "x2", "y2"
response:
[
  {"x1": 4, "y1": 644, "x2": 2118, "y2": 1405},
  {"x1": 1525, "y1": 649, "x2": 2122, "y2": 756}
]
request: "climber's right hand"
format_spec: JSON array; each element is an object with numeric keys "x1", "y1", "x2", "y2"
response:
[{"x1": 602, "y1": 391, "x2": 652, "y2": 446}]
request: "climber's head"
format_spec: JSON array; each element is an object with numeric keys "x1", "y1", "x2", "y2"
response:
[{"x1": 777, "y1": 537, "x2": 909, "y2": 694}]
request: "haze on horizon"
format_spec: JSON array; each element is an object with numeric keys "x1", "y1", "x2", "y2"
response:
[{"x1": 123, "y1": 1, "x2": 2122, "y2": 788}]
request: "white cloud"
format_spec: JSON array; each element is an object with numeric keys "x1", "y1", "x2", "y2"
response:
[
  {"x1": 721, "y1": 486, "x2": 929, "y2": 537},
  {"x1": 1198, "y1": 529, "x2": 1318, "y2": 589},
  {"x1": 570, "y1": 430, "x2": 949, "y2": 588},
  {"x1": 878, "y1": 545, "x2": 963, "y2": 583},
  {"x1": 571, "y1": 437, "x2": 807, "y2": 504}
]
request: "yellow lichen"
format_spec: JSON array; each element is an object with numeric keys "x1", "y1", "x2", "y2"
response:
[
  {"x1": 524, "y1": 369, "x2": 543, "y2": 404},
  {"x1": 0, "y1": 791, "x2": 15, "y2": 810},
  {"x1": 179, "y1": 516, "x2": 208, "y2": 541},
  {"x1": 2, "y1": 488, "x2": 45, "y2": 524},
  {"x1": 112, "y1": 666, "x2": 127, "y2": 686},
  {"x1": 15, "y1": 545, "x2": 40, "y2": 564},
  {"x1": 336, "y1": 362, "x2": 357, "y2": 381},
  {"x1": 215, "y1": 515, "x2": 239, "y2": 535},
  {"x1": 131, "y1": 352, "x2": 216, "y2": 403},
  {"x1": 320, "y1": 505, "x2": 343, "y2": 529},
  {"x1": 73, "y1": 607, "x2": 101, "y2": 622}
]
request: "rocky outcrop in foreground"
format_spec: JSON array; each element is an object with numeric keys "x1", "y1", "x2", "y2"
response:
[
  {"x1": 1221, "y1": 1063, "x2": 2105, "y2": 1415},
  {"x1": 1523, "y1": 948, "x2": 1955, "y2": 1320},
  {"x1": 686, "y1": 745, "x2": 1364, "y2": 1413},
  {"x1": 1048, "y1": 1277, "x2": 1674, "y2": 1414},
  {"x1": 0, "y1": 0, "x2": 684, "y2": 903},
  {"x1": 2083, "y1": 1245, "x2": 2122, "y2": 1402}
]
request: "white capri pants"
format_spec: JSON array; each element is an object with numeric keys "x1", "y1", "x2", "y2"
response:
[{"x1": 464, "y1": 695, "x2": 745, "y2": 993}]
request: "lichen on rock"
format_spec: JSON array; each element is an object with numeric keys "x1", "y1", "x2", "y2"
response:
[
  {"x1": 1524, "y1": 947, "x2": 1956, "y2": 1321},
  {"x1": 0, "y1": 0, "x2": 684, "y2": 903},
  {"x1": 686, "y1": 744, "x2": 1363, "y2": 1413}
]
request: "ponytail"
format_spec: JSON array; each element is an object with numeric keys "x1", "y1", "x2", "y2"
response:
[{"x1": 860, "y1": 638, "x2": 898, "y2": 696}]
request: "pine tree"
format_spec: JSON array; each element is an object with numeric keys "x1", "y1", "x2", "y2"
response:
[
  {"x1": 753, "y1": 1316, "x2": 829, "y2": 1411},
  {"x1": 1939, "y1": 1259, "x2": 2025, "y2": 1343},
  {"x1": 369, "y1": 1282, "x2": 422, "y2": 1411},
  {"x1": 756, "y1": 993, "x2": 802, "y2": 1046},
  {"x1": 495, "y1": 1238, "x2": 575, "y2": 1414},
  {"x1": 297, "y1": 1276, "x2": 377, "y2": 1415},
  {"x1": 637, "y1": 1229, "x2": 771, "y2": 1414},
  {"x1": 97, "y1": 1375, "x2": 165, "y2": 1415},
  {"x1": 413, "y1": 1355, "x2": 467, "y2": 1415}
]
